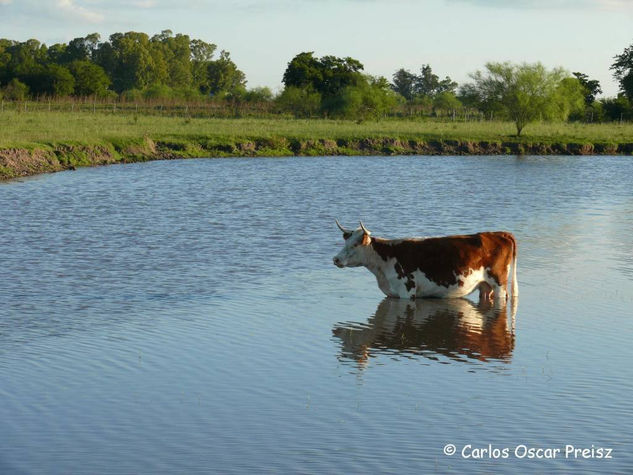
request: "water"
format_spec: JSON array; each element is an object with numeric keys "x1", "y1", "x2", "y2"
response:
[{"x1": 1, "y1": 155, "x2": 632, "y2": 474}]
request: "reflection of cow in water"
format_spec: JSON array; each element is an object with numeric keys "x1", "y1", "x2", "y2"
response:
[{"x1": 333, "y1": 298, "x2": 515, "y2": 367}]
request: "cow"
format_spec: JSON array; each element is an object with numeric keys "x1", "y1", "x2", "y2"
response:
[{"x1": 333, "y1": 220, "x2": 518, "y2": 305}]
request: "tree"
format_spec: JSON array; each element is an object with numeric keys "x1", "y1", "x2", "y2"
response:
[
  {"x1": 68, "y1": 60, "x2": 111, "y2": 96},
  {"x1": 611, "y1": 42, "x2": 633, "y2": 101},
  {"x1": 190, "y1": 38, "x2": 216, "y2": 93},
  {"x1": 463, "y1": 62, "x2": 583, "y2": 136},
  {"x1": 276, "y1": 86, "x2": 321, "y2": 117},
  {"x1": 322, "y1": 75, "x2": 399, "y2": 120},
  {"x1": 391, "y1": 68, "x2": 417, "y2": 101},
  {"x1": 432, "y1": 91, "x2": 462, "y2": 116},
  {"x1": 97, "y1": 32, "x2": 161, "y2": 92},
  {"x1": 152, "y1": 30, "x2": 192, "y2": 88},
  {"x1": 206, "y1": 50, "x2": 246, "y2": 97},
  {"x1": 572, "y1": 72, "x2": 602, "y2": 105},
  {"x1": 30, "y1": 64, "x2": 75, "y2": 96},
  {"x1": 391, "y1": 64, "x2": 457, "y2": 103},
  {"x1": 2, "y1": 77, "x2": 29, "y2": 100},
  {"x1": 244, "y1": 86, "x2": 273, "y2": 102},
  {"x1": 554, "y1": 77, "x2": 585, "y2": 120},
  {"x1": 282, "y1": 52, "x2": 364, "y2": 96},
  {"x1": 414, "y1": 64, "x2": 457, "y2": 97},
  {"x1": 600, "y1": 96, "x2": 633, "y2": 121},
  {"x1": 282, "y1": 52, "x2": 322, "y2": 91}
]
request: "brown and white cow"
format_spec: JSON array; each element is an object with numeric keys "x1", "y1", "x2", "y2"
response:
[{"x1": 333, "y1": 221, "x2": 518, "y2": 304}]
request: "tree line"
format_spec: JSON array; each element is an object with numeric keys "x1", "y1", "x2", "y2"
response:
[
  {"x1": 1, "y1": 31, "x2": 632, "y2": 134},
  {"x1": 0, "y1": 31, "x2": 250, "y2": 101}
]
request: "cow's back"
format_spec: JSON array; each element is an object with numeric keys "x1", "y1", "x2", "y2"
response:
[{"x1": 371, "y1": 232, "x2": 515, "y2": 288}]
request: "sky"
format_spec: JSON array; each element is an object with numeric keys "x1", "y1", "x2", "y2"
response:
[{"x1": 0, "y1": 0, "x2": 631, "y2": 96}]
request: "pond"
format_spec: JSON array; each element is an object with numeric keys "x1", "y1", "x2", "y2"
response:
[{"x1": 1, "y1": 155, "x2": 632, "y2": 473}]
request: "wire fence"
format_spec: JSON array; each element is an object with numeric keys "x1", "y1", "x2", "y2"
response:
[{"x1": 0, "y1": 96, "x2": 492, "y2": 122}]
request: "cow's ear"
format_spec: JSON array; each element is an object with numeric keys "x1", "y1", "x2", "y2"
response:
[
  {"x1": 343, "y1": 232, "x2": 352, "y2": 240},
  {"x1": 361, "y1": 232, "x2": 371, "y2": 246}
]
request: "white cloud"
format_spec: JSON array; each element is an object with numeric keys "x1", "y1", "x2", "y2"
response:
[
  {"x1": 56, "y1": 0, "x2": 104, "y2": 22},
  {"x1": 0, "y1": 0, "x2": 13, "y2": 5}
]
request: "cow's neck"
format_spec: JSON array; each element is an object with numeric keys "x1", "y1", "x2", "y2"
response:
[{"x1": 361, "y1": 239, "x2": 393, "y2": 293}]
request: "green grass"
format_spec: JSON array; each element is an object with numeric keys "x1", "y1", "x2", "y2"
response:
[{"x1": 1, "y1": 110, "x2": 632, "y2": 148}]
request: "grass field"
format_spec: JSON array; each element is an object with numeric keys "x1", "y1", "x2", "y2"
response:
[
  {"x1": 1, "y1": 110, "x2": 632, "y2": 149},
  {"x1": 1, "y1": 109, "x2": 632, "y2": 180}
]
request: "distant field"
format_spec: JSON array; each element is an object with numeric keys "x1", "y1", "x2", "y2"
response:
[{"x1": 1, "y1": 109, "x2": 632, "y2": 148}]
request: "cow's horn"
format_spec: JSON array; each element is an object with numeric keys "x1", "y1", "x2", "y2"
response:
[
  {"x1": 359, "y1": 221, "x2": 370, "y2": 234},
  {"x1": 335, "y1": 219, "x2": 349, "y2": 233}
]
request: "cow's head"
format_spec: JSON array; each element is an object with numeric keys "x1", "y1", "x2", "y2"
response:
[{"x1": 333, "y1": 220, "x2": 372, "y2": 268}]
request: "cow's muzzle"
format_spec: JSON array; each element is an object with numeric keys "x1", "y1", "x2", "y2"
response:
[{"x1": 333, "y1": 257, "x2": 344, "y2": 268}]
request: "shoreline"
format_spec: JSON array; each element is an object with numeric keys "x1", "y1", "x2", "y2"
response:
[{"x1": 2, "y1": 136, "x2": 632, "y2": 181}]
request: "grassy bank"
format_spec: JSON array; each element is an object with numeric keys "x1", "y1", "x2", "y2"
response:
[{"x1": 1, "y1": 110, "x2": 632, "y2": 180}]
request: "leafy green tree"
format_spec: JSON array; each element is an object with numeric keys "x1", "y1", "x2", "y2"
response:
[
  {"x1": 2, "y1": 77, "x2": 29, "y2": 100},
  {"x1": 206, "y1": 50, "x2": 246, "y2": 97},
  {"x1": 30, "y1": 64, "x2": 75, "y2": 96},
  {"x1": 600, "y1": 96, "x2": 633, "y2": 121},
  {"x1": 391, "y1": 68, "x2": 417, "y2": 101},
  {"x1": 323, "y1": 75, "x2": 399, "y2": 119},
  {"x1": 414, "y1": 64, "x2": 457, "y2": 97},
  {"x1": 0, "y1": 32, "x2": 240, "y2": 99},
  {"x1": 47, "y1": 43, "x2": 67, "y2": 64},
  {"x1": 97, "y1": 32, "x2": 160, "y2": 92},
  {"x1": 190, "y1": 38, "x2": 217, "y2": 93},
  {"x1": 66, "y1": 34, "x2": 101, "y2": 62},
  {"x1": 611, "y1": 42, "x2": 633, "y2": 101},
  {"x1": 5, "y1": 39, "x2": 48, "y2": 79},
  {"x1": 244, "y1": 86, "x2": 273, "y2": 102},
  {"x1": 68, "y1": 60, "x2": 110, "y2": 96},
  {"x1": 554, "y1": 77, "x2": 585, "y2": 120},
  {"x1": 276, "y1": 86, "x2": 321, "y2": 117},
  {"x1": 282, "y1": 52, "x2": 322, "y2": 91},
  {"x1": 282, "y1": 52, "x2": 364, "y2": 96},
  {"x1": 143, "y1": 83, "x2": 173, "y2": 99},
  {"x1": 572, "y1": 72, "x2": 602, "y2": 105},
  {"x1": 432, "y1": 91, "x2": 462, "y2": 115},
  {"x1": 318, "y1": 55, "x2": 364, "y2": 96},
  {"x1": 152, "y1": 30, "x2": 192, "y2": 88},
  {"x1": 463, "y1": 62, "x2": 582, "y2": 136}
]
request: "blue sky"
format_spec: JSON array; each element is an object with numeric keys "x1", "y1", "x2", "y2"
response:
[{"x1": 0, "y1": 0, "x2": 631, "y2": 96}]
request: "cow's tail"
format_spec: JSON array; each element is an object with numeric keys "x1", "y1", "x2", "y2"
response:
[
  {"x1": 508, "y1": 233, "x2": 518, "y2": 300},
  {"x1": 506, "y1": 233, "x2": 519, "y2": 330}
]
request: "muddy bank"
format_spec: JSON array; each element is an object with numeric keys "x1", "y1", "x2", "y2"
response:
[{"x1": 2, "y1": 137, "x2": 632, "y2": 180}]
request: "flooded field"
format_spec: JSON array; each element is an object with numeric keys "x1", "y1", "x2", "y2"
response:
[{"x1": 1, "y1": 155, "x2": 632, "y2": 473}]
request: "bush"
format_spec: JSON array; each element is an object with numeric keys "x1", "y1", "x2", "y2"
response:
[
  {"x1": 121, "y1": 88, "x2": 144, "y2": 101},
  {"x1": 323, "y1": 77, "x2": 400, "y2": 120},
  {"x1": 276, "y1": 86, "x2": 322, "y2": 117},
  {"x1": 600, "y1": 96, "x2": 633, "y2": 121},
  {"x1": 2, "y1": 78, "x2": 30, "y2": 100},
  {"x1": 143, "y1": 83, "x2": 174, "y2": 100}
]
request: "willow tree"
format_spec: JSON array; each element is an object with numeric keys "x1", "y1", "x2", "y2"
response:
[{"x1": 462, "y1": 62, "x2": 584, "y2": 136}]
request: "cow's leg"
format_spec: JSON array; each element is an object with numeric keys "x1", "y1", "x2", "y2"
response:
[
  {"x1": 484, "y1": 267, "x2": 508, "y2": 307},
  {"x1": 493, "y1": 285, "x2": 507, "y2": 306},
  {"x1": 478, "y1": 282, "x2": 493, "y2": 305}
]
